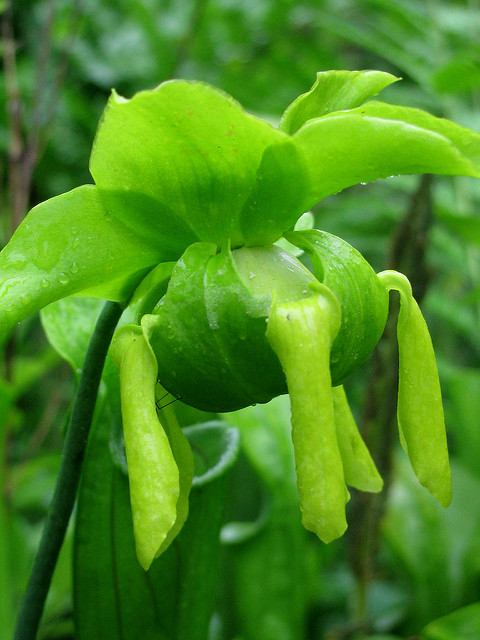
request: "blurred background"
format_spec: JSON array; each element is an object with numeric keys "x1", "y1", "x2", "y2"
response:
[{"x1": 1, "y1": 1, "x2": 480, "y2": 639}]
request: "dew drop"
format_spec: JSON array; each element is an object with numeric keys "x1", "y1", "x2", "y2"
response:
[
  {"x1": 72, "y1": 237, "x2": 81, "y2": 248},
  {"x1": 41, "y1": 278, "x2": 50, "y2": 288},
  {"x1": 58, "y1": 273, "x2": 70, "y2": 284},
  {"x1": 70, "y1": 262, "x2": 79, "y2": 274}
]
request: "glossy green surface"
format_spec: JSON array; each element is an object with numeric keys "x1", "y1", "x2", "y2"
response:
[
  {"x1": 266, "y1": 287, "x2": 348, "y2": 543},
  {"x1": 111, "y1": 326, "x2": 183, "y2": 570},
  {"x1": 379, "y1": 271, "x2": 451, "y2": 507},
  {"x1": 287, "y1": 229, "x2": 389, "y2": 384},
  {"x1": 144, "y1": 243, "x2": 318, "y2": 412}
]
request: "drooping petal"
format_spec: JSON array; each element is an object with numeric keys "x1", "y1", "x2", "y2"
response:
[
  {"x1": 332, "y1": 385, "x2": 383, "y2": 493},
  {"x1": 293, "y1": 100, "x2": 480, "y2": 206},
  {"x1": 0, "y1": 185, "x2": 163, "y2": 337},
  {"x1": 266, "y1": 286, "x2": 349, "y2": 543},
  {"x1": 90, "y1": 81, "x2": 308, "y2": 248},
  {"x1": 153, "y1": 384, "x2": 194, "y2": 558},
  {"x1": 378, "y1": 270, "x2": 451, "y2": 507},
  {"x1": 111, "y1": 325, "x2": 181, "y2": 570},
  {"x1": 279, "y1": 69, "x2": 399, "y2": 134}
]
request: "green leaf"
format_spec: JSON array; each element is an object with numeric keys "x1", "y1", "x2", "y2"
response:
[
  {"x1": 383, "y1": 457, "x2": 480, "y2": 630},
  {"x1": 90, "y1": 81, "x2": 307, "y2": 248},
  {"x1": 74, "y1": 418, "x2": 239, "y2": 640},
  {"x1": 378, "y1": 271, "x2": 451, "y2": 507},
  {"x1": 41, "y1": 298, "x2": 106, "y2": 375},
  {"x1": 0, "y1": 185, "x2": 162, "y2": 338},
  {"x1": 294, "y1": 100, "x2": 480, "y2": 206},
  {"x1": 279, "y1": 69, "x2": 399, "y2": 135},
  {"x1": 172, "y1": 423, "x2": 240, "y2": 640},
  {"x1": 420, "y1": 604, "x2": 480, "y2": 640}
]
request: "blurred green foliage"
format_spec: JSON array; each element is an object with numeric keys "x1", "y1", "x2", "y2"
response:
[{"x1": 1, "y1": 0, "x2": 480, "y2": 638}]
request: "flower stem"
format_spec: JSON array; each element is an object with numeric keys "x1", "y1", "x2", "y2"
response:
[{"x1": 13, "y1": 300, "x2": 124, "y2": 640}]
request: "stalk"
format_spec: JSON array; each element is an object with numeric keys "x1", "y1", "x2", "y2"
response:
[{"x1": 13, "y1": 301, "x2": 123, "y2": 640}]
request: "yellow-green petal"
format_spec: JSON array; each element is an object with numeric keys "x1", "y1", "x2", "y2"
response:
[
  {"x1": 111, "y1": 325, "x2": 180, "y2": 570},
  {"x1": 153, "y1": 384, "x2": 194, "y2": 557},
  {"x1": 332, "y1": 385, "x2": 383, "y2": 493},
  {"x1": 378, "y1": 271, "x2": 451, "y2": 507},
  {"x1": 266, "y1": 286, "x2": 348, "y2": 543}
]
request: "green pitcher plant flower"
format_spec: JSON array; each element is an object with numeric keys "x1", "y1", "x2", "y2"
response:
[{"x1": 2, "y1": 70, "x2": 479, "y2": 569}]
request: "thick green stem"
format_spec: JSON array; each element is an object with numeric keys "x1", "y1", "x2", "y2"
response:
[{"x1": 13, "y1": 300, "x2": 123, "y2": 640}]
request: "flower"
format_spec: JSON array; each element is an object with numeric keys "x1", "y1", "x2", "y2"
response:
[{"x1": 1, "y1": 70, "x2": 479, "y2": 568}]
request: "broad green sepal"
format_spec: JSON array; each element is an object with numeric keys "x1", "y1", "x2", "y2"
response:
[
  {"x1": 378, "y1": 271, "x2": 451, "y2": 507},
  {"x1": 286, "y1": 229, "x2": 389, "y2": 384},
  {"x1": 0, "y1": 185, "x2": 162, "y2": 337},
  {"x1": 90, "y1": 81, "x2": 308, "y2": 249},
  {"x1": 332, "y1": 385, "x2": 383, "y2": 493},
  {"x1": 266, "y1": 287, "x2": 349, "y2": 543},
  {"x1": 279, "y1": 69, "x2": 399, "y2": 134},
  {"x1": 294, "y1": 100, "x2": 480, "y2": 206},
  {"x1": 111, "y1": 325, "x2": 182, "y2": 570}
]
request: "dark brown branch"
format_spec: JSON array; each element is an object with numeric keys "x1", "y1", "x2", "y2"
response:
[
  {"x1": 1, "y1": 1, "x2": 27, "y2": 233},
  {"x1": 27, "y1": 0, "x2": 57, "y2": 164},
  {"x1": 36, "y1": 0, "x2": 84, "y2": 159},
  {"x1": 347, "y1": 174, "x2": 434, "y2": 629}
]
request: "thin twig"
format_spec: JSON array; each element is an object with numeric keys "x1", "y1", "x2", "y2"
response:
[
  {"x1": 1, "y1": 1, "x2": 26, "y2": 233},
  {"x1": 36, "y1": 0, "x2": 84, "y2": 159},
  {"x1": 28, "y1": 0, "x2": 57, "y2": 165}
]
